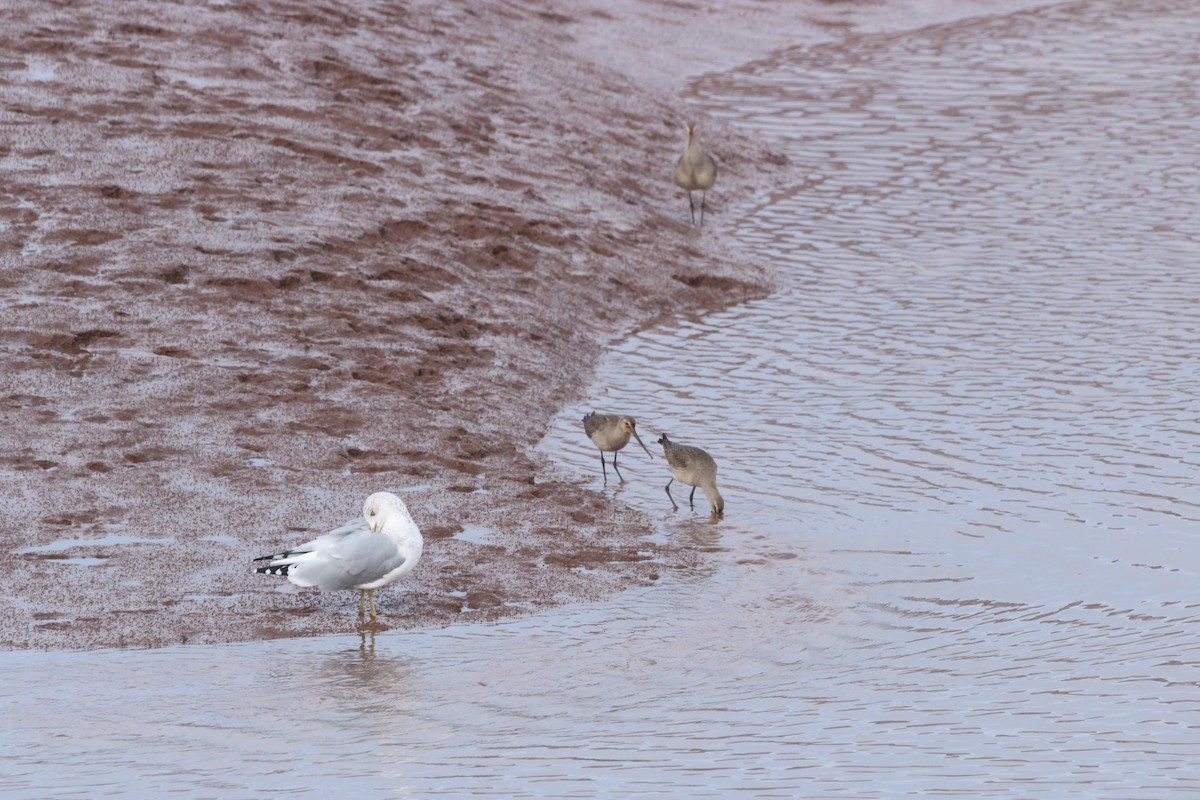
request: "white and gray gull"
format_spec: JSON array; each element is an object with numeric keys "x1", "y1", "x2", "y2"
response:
[{"x1": 254, "y1": 491, "x2": 423, "y2": 622}]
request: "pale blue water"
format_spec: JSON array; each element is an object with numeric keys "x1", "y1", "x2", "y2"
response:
[{"x1": 4, "y1": 1, "x2": 1200, "y2": 796}]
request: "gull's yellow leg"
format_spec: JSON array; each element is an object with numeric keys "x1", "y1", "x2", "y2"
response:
[
  {"x1": 369, "y1": 589, "x2": 378, "y2": 622},
  {"x1": 358, "y1": 590, "x2": 366, "y2": 617}
]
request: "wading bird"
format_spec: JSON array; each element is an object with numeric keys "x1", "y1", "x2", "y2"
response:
[
  {"x1": 582, "y1": 411, "x2": 654, "y2": 483},
  {"x1": 657, "y1": 433, "x2": 724, "y2": 515},
  {"x1": 674, "y1": 122, "x2": 717, "y2": 227}
]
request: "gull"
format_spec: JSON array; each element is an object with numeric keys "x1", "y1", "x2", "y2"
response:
[
  {"x1": 582, "y1": 411, "x2": 654, "y2": 483},
  {"x1": 254, "y1": 491, "x2": 423, "y2": 622},
  {"x1": 657, "y1": 433, "x2": 724, "y2": 515},
  {"x1": 674, "y1": 121, "x2": 717, "y2": 227}
]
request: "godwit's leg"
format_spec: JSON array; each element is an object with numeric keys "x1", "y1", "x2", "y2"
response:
[
  {"x1": 688, "y1": 192, "x2": 696, "y2": 225},
  {"x1": 699, "y1": 191, "x2": 707, "y2": 228},
  {"x1": 612, "y1": 450, "x2": 625, "y2": 483},
  {"x1": 665, "y1": 478, "x2": 679, "y2": 511},
  {"x1": 688, "y1": 486, "x2": 697, "y2": 509},
  {"x1": 599, "y1": 453, "x2": 608, "y2": 484}
]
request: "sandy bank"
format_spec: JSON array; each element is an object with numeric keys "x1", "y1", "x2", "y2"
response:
[
  {"x1": 0, "y1": 0, "x2": 1055, "y2": 649},
  {"x1": 1, "y1": 0, "x2": 789, "y2": 649}
]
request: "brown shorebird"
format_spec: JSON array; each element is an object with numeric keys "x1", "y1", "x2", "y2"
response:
[
  {"x1": 657, "y1": 433, "x2": 724, "y2": 515},
  {"x1": 582, "y1": 411, "x2": 653, "y2": 483},
  {"x1": 254, "y1": 491, "x2": 423, "y2": 623},
  {"x1": 674, "y1": 121, "x2": 717, "y2": 227}
]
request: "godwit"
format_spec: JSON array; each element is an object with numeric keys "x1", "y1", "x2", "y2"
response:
[
  {"x1": 674, "y1": 121, "x2": 717, "y2": 227},
  {"x1": 582, "y1": 411, "x2": 653, "y2": 483},
  {"x1": 254, "y1": 491, "x2": 423, "y2": 623},
  {"x1": 657, "y1": 433, "x2": 724, "y2": 515}
]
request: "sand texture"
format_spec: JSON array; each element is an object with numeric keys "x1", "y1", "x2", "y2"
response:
[{"x1": 0, "y1": 0, "x2": 793, "y2": 649}]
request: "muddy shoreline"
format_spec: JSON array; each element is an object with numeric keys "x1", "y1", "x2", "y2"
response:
[
  {"x1": 1, "y1": 0, "x2": 793, "y2": 650},
  {"x1": 1, "y1": 0, "x2": 1053, "y2": 650}
]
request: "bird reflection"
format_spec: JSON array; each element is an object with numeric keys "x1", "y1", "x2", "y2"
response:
[
  {"x1": 313, "y1": 632, "x2": 417, "y2": 725},
  {"x1": 358, "y1": 627, "x2": 376, "y2": 660},
  {"x1": 675, "y1": 517, "x2": 723, "y2": 550}
]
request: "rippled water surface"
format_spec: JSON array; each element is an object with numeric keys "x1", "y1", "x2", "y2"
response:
[{"x1": 4, "y1": 1, "x2": 1200, "y2": 796}]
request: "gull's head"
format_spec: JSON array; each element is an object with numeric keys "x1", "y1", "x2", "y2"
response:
[{"x1": 363, "y1": 491, "x2": 407, "y2": 533}]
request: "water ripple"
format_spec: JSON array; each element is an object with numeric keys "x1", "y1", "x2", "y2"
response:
[{"x1": 542, "y1": 0, "x2": 1200, "y2": 793}]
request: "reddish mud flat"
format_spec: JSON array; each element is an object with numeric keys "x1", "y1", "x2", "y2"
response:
[
  {"x1": 0, "y1": 0, "x2": 792, "y2": 650},
  {"x1": 0, "y1": 0, "x2": 1064, "y2": 650}
]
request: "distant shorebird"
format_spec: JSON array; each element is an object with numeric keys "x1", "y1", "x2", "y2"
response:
[
  {"x1": 582, "y1": 411, "x2": 653, "y2": 483},
  {"x1": 657, "y1": 433, "x2": 724, "y2": 515},
  {"x1": 674, "y1": 121, "x2": 717, "y2": 227},
  {"x1": 254, "y1": 491, "x2": 423, "y2": 623}
]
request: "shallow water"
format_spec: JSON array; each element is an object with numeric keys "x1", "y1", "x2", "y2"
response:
[{"x1": 4, "y1": 0, "x2": 1200, "y2": 796}]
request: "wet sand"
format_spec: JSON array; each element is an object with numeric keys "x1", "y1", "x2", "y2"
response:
[
  {"x1": 0, "y1": 0, "x2": 797, "y2": 650},
  {"x1": 2, "y1": 0, "x2": 1050, "y2": 650}
]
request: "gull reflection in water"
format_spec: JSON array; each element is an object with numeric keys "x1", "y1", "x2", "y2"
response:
[{"x1": 312, "y1": 629, "x2": 418, "y2": 727}]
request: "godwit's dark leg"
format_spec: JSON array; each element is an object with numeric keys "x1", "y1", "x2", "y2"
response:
[
  {"x1": 699, "y1": 191, "x2": 707, "y2": 228},
  {"x1": 688, "y1": 192, "x2": 696, "y2": 225},
  {"x1": 612, "y1": 450, "x2": 624, "y2": 482},
  {"x1": 599, "y1": 453, "x2": 608, "y2": 484},
  {"x1": 665, "y1": 478, "x2": 678, "y2": 511},
  {"x1": 689, "y1": 486, "x2": 697, "y2": 509}
]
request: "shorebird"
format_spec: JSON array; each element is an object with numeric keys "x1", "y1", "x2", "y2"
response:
[
  {"x1": 254, "y1": 491, "x2": 424, "y2": 623},
  {"x1": 582, "y1": 411, "x2": 653, "y2": 483},
  {"x1": 674, "y1": 121, "x2": 717, "y2": 227},
  {"x1": 657, "y1": 433, "x2": 724, "y2": 515}
]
